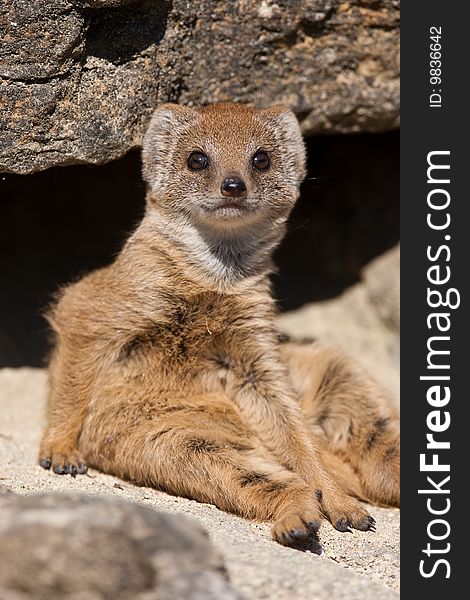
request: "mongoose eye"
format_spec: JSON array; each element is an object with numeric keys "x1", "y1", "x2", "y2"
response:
[
  {"x1": 188, "y1": 151, "x2": 209, "y2": 171},
  {"x1": 252, "y1": 150, "x2": 270, "y2": 172}
]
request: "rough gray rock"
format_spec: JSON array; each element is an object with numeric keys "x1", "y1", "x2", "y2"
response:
[
  {"x1": 363, "y1": 245, "x2": 400, "y2": 332},
  {"x1": 0, "y1": 491, "x2": 240, "y2": 600},
  {"x1": 1, "y1": 0, "x2": 400, "y2": 174}
]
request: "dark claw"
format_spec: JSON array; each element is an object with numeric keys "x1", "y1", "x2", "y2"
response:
[
  {"x1": 356, "y1": 515, "x2": 376, "y2": 532},
  {"x1": 64, "y1": 464, "x2": 77, "y2": 476},
  {"x1": 281, "y1": 526, "x2": 323, "y2": 554},
  {"x1": 306, "y1": 520, "x2": 321, "y2": 534},
  {"x1": 77, "y1": 462, "x2": 88, "y2": 475},
  {"x1": 281, "y1": 528, "x2": 305, "y2": 544},
  {"x1": 335, "y1": 518, "x2": 353, "y2": 533},
  {"x1": 53, "y1": 464, "x2": 66, "y2": 475},
  {"x1": 39, "y1": 458, "x2": 51, "y2": 470}
]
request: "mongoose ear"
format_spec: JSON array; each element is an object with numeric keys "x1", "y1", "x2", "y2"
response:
[
  {"x1": 262, "y1": 106, "x2": 306, "y2": 183},
  {"x1": 142, "y1": 104, "x2": 196, "y2": 187}
]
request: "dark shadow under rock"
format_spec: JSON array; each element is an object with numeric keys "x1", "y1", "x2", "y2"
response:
[{"x1": 0, "y1": 131, "x2": 398, "y2": 367}]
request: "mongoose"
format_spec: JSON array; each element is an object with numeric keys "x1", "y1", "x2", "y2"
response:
[{"x1": 39, "y1": 103, "x2": 399, "y2": 552}]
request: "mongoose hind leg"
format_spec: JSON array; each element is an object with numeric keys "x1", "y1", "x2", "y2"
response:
[
  {"x1": 79, "y1": 391, "x2": 325, "y2": 552},
  {"x1": 281, "y1": 339, "x2": 400, "y2": 507}
]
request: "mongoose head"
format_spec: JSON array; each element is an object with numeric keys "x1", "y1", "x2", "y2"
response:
[{"x1": 142, "y1": 103, "x2": 306, "y2": 234}]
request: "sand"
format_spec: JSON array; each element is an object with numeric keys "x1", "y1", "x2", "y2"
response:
[{"x1": 0, "y1": 367, "x2": 399, "y2": 600}]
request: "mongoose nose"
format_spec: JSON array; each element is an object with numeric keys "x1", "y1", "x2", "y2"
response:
[{"x1": 221, "y1": 177, "x2": 247, "y2": 198}]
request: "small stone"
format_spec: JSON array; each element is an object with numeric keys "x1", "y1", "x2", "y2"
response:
[{"x1": 0, "y1": 492, "x2": 240, "y2": 599}]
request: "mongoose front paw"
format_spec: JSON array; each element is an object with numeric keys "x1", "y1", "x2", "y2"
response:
[
  {"x1": 272, "y1": 510, "x2": 323, "y2": 554},
  {"x1": 39, "y1": 448, "x2": 87, "y2": 476},
  {"x1": 321, "y1": 494, "x2": 375, "y2": 533},
  {"x1": 334, "y1": 514, "x2": 376, "y2": 533}
]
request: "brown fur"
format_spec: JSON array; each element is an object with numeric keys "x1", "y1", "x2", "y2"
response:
[{"x1": 39, "y1": 103, "x2": 399, "y2": 551}]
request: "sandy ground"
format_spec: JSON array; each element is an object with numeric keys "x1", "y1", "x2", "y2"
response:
[{"x1": 0, "y1": 368, "x2": 399, "y2": 600}]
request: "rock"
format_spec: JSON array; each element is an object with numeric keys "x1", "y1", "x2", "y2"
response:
[
  {"x1": 363, "y1": 246, "x2": 400, "y2": 332},
  {"x1": 1, "y1": 0, "x2": 399, "y2": 174},
  {"x1": 279, "y1": 245, "x2": 400, "y2": 403},
  {"x1": 0, "y1": 492, "x2": 240, "y2": 600}
]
